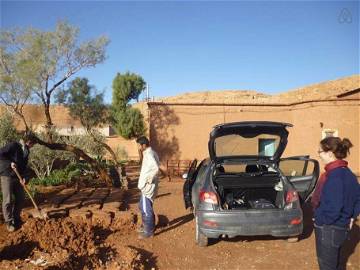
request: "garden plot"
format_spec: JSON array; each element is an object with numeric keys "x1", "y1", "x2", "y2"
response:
[
  {"x1": 0, "y1": 186, "x2": 142, "y2": 269},
  {"x1": 0, "y1": 217, "x2": 142, "y2": 269}
]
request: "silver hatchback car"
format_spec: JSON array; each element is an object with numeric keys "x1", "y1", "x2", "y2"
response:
[{"x1": 183, "y1": 121, "x2": 319, "y2": 247}]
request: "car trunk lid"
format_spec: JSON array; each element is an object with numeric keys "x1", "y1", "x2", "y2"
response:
[{"x1": 208, "y1": 121, "x2": 292, "y2": 162}]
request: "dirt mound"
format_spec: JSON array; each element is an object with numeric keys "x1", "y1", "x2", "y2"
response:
[{"x1": 0, "y1": 215, "x2": 143, "y2": 270}]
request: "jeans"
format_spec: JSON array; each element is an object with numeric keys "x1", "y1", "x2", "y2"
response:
[
  {"x1": 1, "y1": 175, "x2": 25, "y2": 224},
  {"x1": 138, "y1": 194, "x2": 155, "y2": 235},
  {"x1": 315, "y1": 224, "x2": 349, "y2": 270}
]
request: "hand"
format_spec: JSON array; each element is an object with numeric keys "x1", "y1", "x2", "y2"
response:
[
  {"x1": 349, "y1": 218, "x2": 355, "y2": 230},
  {"x1": 20, "y1": 178, "x2": 26, "y2": 186},
  {"x1": 11, "y1": 162, "x2": 16, "y2": 170}
]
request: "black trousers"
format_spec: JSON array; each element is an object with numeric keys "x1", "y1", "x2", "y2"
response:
[{"x1": 1, "y1": 175, "x2": 25, "y2": 224}]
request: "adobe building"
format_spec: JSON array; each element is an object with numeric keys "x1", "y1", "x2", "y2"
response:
[
  {"x1": 1, "y1": 75, "x2": 359, "y2": 175},
  {"x1": 143, "y1": 75, "x2": 360, "y2": 176}
]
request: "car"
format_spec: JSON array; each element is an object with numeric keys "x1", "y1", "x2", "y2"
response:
[{"x1": 183, "y1": 121, "x2": 319, "y2": 247}]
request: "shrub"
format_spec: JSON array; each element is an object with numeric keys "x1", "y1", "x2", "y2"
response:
[
  {"x1": 31, "y1": 169, "x2": 72, "y2": 186},
  {"x1": 0, "y1": 112, "x2": 19, "y2": 147},
  {"x1": 30, "y1": 163, "x2": 83, "y2": 186},
  {"x1": 29, "y1": 130, "x2": 75, "y2": 180}
]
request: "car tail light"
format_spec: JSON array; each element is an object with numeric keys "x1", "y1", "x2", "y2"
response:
[
  {"x1": 199, "y1": 190, "x2": 218, "y2": 205},
  {"x1": 285, "y1": 190, "x2": 299, "y2": 210},
  {"x1": 290, "y1": 217, "x2": 302, "y2": 225},
  {"x1": 203, "y1": 220, "x2": 218, "y2": 228},
  {"x1": 286, "y1": 190, "x2": 299, "y2": 204}
]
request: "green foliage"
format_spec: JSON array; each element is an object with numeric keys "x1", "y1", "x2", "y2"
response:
[
  {"x1": 112, "y1": 72, "x2": 146, "y2": 108},
  {"x1": 66, "y1": 161, "x2": 92, "y2": 175},
  {"x1": 0, "y1": 21, "x2": 109, "y2": 108},
  {"x1": 111, "y1": 72, "x2": 147, "y2": 139},
  {"x1": 29, "y1": 130, "x2": 73, "y2": 180},
  {"x1": 29, "y1": 129, "x2": 106, "y2": 180},
  {"x1": 0, "y1": 21, "x2": 111, "y2": 182},
  {"x1": 56, "y1": 77, "x2": 108, "y2": 130},
  {"x1": 0, "y1": 112, "x2": 19, "y2": 147},
  {"x1": 31, "y1": 169, "x2": 71, "y2": 186},
  {"x1": 30, "y1": 163, "x2": 82, "y2": 186},
  {"x1": 64, "y1": 133, "x2": 106, "y2": 158},
  {"x1": 112, "y1": 107, "x2": 146, "y2": 139}
]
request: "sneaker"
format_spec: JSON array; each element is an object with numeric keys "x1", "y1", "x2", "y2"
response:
[
  {"x1": 6, "y1": 222, "x2": 15, "y2": 232},
  {"x1": 138, "y1": 231, "x2": 154, "y2": 239}
]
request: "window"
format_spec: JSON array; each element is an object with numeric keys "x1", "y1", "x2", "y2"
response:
[{"x1": 258, "y1": 139, "x2": 276, "y2": 156}]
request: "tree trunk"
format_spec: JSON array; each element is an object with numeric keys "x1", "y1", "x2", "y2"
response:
[
  {"x1": 33, "y1": 135, "x2": 112, "y2": 184},
  {"x1": 43, "y1": 103, "x2": 54, "y2": 143}
]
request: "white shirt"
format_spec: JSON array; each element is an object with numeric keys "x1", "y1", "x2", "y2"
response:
[{"x1": 138, "y1": 147, "x2": 160, "y2": 201}]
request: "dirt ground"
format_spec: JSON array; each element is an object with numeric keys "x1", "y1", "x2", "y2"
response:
[{"x1": 0, "y1": 177, "x2": 359, "y2": 270}]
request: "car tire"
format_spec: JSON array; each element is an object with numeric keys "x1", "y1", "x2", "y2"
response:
[
  {"x1": 195, "y1": 216, "x2": 208, "y2": 247},
  {"x1": 287, "y1": 236, "x2": 299, "y2": 243}
]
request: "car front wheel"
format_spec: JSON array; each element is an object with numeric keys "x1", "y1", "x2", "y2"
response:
[{"x1": 195, "y1": 216, "x2": 208, "y2": 247}]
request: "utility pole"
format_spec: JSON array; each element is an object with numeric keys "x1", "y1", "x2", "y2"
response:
[{"x1": 146, "y1": 83, "x2": 150, "y2": 101}]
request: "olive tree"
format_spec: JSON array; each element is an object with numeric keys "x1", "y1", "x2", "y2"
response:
[{"x1": 0, "y1": 21, "x2": 112, "y2": 183}]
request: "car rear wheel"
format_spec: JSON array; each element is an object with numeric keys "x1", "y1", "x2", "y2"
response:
[{"x1": 195, "y1": 216, "x2": 208, "y2": 247}]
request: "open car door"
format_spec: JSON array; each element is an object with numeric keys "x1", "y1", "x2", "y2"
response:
[
  {"x1": 183, "y1": 159, "x2": 198, "y2": 209},
  {"x1": 279, "y1": 156, "x2": 320, "y2": 202}
]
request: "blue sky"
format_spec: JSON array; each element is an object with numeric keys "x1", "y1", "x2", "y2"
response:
[{"x1": 1, "y1": 1, "x2": 359, "y2": 103}]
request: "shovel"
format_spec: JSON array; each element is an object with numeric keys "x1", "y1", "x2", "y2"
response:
[{"x1": 12, "y1": 167, "x2": 48, "y2": 220}]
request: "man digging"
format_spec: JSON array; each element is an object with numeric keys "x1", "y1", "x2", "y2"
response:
[
  {"x1": 0, "y1": 133, "x2": 36, "y2": 232},
  {"x1": 136, "y1": 136, "x2": 160, "y2": 239}
]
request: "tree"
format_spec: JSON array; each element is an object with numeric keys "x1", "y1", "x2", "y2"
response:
[
  {"x1": 0, "y1": 21, "x2": 112, "y2": 183},
  {"x1": 57, "y1": 77, "x2": 119, "y2": 164},
  {"x1": 112, "y1": 107, "x2": 146, "y2": 139},
  {"x1": 111, "y1": 72, "x2": 146, "y2": 139}
]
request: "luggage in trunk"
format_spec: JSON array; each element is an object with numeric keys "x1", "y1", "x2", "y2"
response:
[{"x1": 213, "y1": 174, "x2": 285, "y2": 210}]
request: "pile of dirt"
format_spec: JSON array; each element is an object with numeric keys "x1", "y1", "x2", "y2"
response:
[{"x1": 0, "y1": 215, "x2": 143, "y2": 270}]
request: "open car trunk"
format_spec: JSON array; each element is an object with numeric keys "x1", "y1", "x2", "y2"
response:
[{"x1": 213, "y1": 173, "x2": 285, "y2": 210}]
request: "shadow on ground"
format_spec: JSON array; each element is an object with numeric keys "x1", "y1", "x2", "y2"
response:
[{"x1": 155, "y1": 213, "x2": 193, "y2": 236}]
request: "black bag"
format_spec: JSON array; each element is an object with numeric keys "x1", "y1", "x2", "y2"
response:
[{"x1": 248, "y1": 198, "x2": 275, "y2": 209}]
